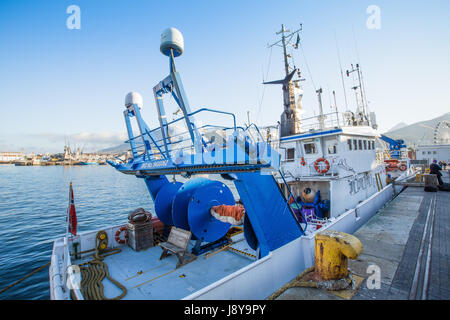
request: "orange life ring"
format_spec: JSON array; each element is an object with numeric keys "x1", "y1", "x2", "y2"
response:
[
  {"x1": 115, "y1": 226, "x2": 128, "y2": 244},
  {"x1": 399, "y1": 163, "x2": 407, "y2": 171},
  {"x1": 300, "y1": 157, "x2": 306, "y2": 166},
  {"x1": 314, "y1": 157, "x2": 330, "y2": 174}
]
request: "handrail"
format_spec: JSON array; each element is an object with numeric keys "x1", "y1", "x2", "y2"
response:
[{"x1": 277, "y1": 170, "x2": 307, "y2": 233}]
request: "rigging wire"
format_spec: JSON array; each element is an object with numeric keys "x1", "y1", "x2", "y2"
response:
[
  {"x1": 334, "y1": 31, "x2": 349, "y2": 111},
  {"x1": 256, "y1": 46, "x2": 273, "y2": 122},
  {"x1": 298, "y1": 41, "x2": 317, "y2": 92}
]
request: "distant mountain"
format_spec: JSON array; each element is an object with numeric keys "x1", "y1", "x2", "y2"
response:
[
  {"x1": 383, "y1": 112, "x2": 450, "y2": 147},
  {"x1": 388, "y1": 122, "x2": 408, "y2": 132},
  {"x1": 98, "y1": 143, "x2": 129, "y2": 154}
]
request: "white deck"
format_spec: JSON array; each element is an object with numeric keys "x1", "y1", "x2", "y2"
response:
[{"x1": 71, "y1": 233, "x2": 255, "y2": 300}]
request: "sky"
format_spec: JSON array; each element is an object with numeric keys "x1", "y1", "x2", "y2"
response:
[{"x1": 0, "y1": 0, "x2": 449, "y2": 153}]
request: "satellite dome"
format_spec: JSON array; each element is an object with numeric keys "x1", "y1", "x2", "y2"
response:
[
  {"x1": 160, "y1": 27, "x2": 184, "y2": 57},
  {"x1": 125, "y1": 92, "x2": 143, "y2": 108}
]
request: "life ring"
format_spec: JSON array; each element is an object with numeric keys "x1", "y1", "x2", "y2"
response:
[
  {"x1": 300, "y1": 157, "x2": 306, "y2": 166},
  {"x1": 115, "y1": 226, "x2": 128, "y2": 244},
  {"x1": 399, "y1": 163, "x2": 407, "y2": 171},
  {"x1": 314, "y1": 157, "x2": 330, "y2": 174}
]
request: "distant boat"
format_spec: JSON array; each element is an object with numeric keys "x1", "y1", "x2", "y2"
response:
[
  {"x1": 77, "y1": 161, "x2": 99, "y2": 165},
  {"x1": 14, "y1": 160, "x2": 29, "y2": 166}
]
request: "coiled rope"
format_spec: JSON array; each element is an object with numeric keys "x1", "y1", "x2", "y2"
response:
[{"x1": 71, "y1": 231, "x2": 127, "y2": 300}]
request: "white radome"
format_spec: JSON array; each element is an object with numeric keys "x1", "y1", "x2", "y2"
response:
[
  {"x1": 160, "y1": 27, "x2": 184, "y2": 57},
  {"x1": 125, "y1": 92, "x2": 143, "y2": 107}
]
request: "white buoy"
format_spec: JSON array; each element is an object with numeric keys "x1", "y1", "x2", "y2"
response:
[
  {"x1": 160, "y1": 27, "x2": 184, "y2": 57},
  {"x1": 125, "y1": 92, "x2": 143, "y2": 107}
]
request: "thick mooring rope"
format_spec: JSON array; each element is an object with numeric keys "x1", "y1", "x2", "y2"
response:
[
  {"x1": 76, "y1": 253, "x2": 127, "y2": 300},
  {"x1": 267, "y1": 267, "x2": 354, "y2": 300},
  {"x1": 72, "y1": 231, "x2": 127, "y2": 300},
  {"x1": 0, "y1": 261, "x2": 51, "y2": 295}
]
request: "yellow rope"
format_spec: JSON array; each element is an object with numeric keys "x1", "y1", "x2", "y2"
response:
[
  {"x1": 73, "y1": 231, "x2": 127, "y2": 300},
  {"x1": 267, "y1": 267, "x2": 354, "y2": 300},
  {"x1": 0, "y1": 261, "x2": 51, "y2": 295}
]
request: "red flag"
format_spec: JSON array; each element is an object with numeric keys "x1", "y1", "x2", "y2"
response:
[{"x1": 67, "y1": 182, "x2": 77, "y2": 236}]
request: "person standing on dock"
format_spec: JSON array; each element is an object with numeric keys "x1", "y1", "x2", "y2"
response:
[{"x1": 430, "y1": 160, "x2": 443, "y2": 186}]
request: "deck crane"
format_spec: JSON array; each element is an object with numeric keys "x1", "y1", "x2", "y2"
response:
[{"x1": 380, "y1": 134, "x2": 407, "y2": 160}]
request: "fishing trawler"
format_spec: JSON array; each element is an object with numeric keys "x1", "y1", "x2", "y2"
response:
[
  {"x1": 260, "y1": 24, "x2": 409, "y2": 224},
  {"x1": 49, "y1": 27, "x2": 414, "y2": 300}
]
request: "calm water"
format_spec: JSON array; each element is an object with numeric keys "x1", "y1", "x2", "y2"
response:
[{"x1": 0, "y1": 164, "x2": 154, "y2": 300}]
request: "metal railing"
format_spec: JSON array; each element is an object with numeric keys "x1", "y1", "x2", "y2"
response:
[{"x1": 124, "y1": 108, "x2": 261, "y2": 165}]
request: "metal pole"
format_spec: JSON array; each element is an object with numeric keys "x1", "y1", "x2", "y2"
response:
[
  {"x1": 280, "y1": 25, "x2": 289, "y2": 77},
  {"x1": 316, "y1": 88, "x2": 325, "y2": 130}
]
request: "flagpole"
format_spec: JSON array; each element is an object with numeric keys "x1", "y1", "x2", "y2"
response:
[{"x1": 66, "y1": 182, "x2": 71, "y2": 240}]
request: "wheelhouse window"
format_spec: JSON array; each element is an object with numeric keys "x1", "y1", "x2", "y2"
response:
[
  {"x1": 358, "y1": 140, "x2": 362, "y2": 150},
  {"x1": 328, "y1": 145, "x2": 337, "y2": 154},
  {"x1": 372, "y1": 140, "x2": 375, "y2": 150},
  {"x1": 347, "y1": 139, "x2": 352, "y2": 150},
  {"x1": 363, "y1": 140, "x2": 367, "y2": 150},
  {"x1": 304, "y1": 143, "x2": 317, "y2": 154},
  {"x1": 353, "y1": 140, "x2": 358, "y2": 150},
  {"x1": 286, "y1": 148, "x2": 295, "y2": 162}
]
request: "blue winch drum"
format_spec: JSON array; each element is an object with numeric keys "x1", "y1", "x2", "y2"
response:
[
  {"x1": 154, "y1": 181, "x2": 183, "y2": 226},
  {"x1": 172, "y1": 177, "x2": 235, "y2": 242}
]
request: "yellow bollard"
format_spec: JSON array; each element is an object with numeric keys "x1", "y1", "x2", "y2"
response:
[{"x1": 315, "y1": 230, "x2": 362, "y2": 281}]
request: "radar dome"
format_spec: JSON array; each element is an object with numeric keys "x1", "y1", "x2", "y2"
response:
[
  {"x1": 160, "y1": 27, "x2": 184, "y2": 57},
  {"x1": 125, "y1": 92, "x2": 143, "y2": 108}
]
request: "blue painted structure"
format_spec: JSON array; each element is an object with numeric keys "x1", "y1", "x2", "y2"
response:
[
  {"x1": 380, "y1": 134, "x2": 407, "y2": 159},
  {"x1": 108, "y1": 48, "x2": 306, "y2": 258}
]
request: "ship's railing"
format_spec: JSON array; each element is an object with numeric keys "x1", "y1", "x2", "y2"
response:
[
  {"x1": 297, "y1": 111, "x2": 343, "y2": 132},
  {"x1": 124, "y1": 108, "x2": 269, "y2": 164},
  {"x1": 280, "y1": 157, "x2": 341, "y2": 177},
  {"x1": 259, "y1": 111, "x2": 377, "y2": 149}
]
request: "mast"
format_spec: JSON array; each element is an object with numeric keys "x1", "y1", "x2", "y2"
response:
[
  {"x1": 346, "y1": 63, "x2": 369, "y2": 125},
  {"x1": 280, "y1": 24, "x2": 290, "y2": 77},
  {"x1": 264, "y1": 24, "x2": 303, "y2": 138}
]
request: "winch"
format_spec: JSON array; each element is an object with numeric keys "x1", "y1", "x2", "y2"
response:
[{"x1": 107, "y1": 27, "x2": 305, "y2": 259}]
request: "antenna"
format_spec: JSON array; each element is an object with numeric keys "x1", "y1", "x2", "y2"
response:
[
  {"x1": 346, "y1": 64, "x2": 368, "y2": 121},
  {"x1": 264, "y1": 24, "x2": 304, "y2": 137},
  {"x1": 267, "y1": 24, "x2": 303, "y2": 77}
]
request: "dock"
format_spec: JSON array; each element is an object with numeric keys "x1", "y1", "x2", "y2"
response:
[{"x1": 275, "y1": 170, "x2": 450, "y2": 300}]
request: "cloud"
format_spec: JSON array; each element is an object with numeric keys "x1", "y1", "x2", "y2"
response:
[
  {"x1": 68, "y1": 132, "x2": 128, "y2": 146},
  {"x1": 0, "y1": 131, "x2": 129, "y2": 154}
]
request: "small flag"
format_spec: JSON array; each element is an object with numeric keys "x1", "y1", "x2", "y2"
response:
[
  {"x1": 294, "y1": 34, "x2": 300, "y2": 49},
  {"x1": 67, "y1": 182, "x2": 77, "y2": 236}
]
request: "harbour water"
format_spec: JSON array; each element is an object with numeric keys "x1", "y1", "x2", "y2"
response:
[{"x1": 0, "y1": 165, "x2": 153, "y2": 299}]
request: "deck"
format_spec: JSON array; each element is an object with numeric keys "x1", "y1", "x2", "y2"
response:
[
  {"x1": 275, "y1": 170, "x2": 450, "y2": 300},
  {"x1": 72, "y1": 232, "x2": 256, "y2": 300}
]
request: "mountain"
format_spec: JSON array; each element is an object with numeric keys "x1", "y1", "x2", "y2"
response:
[
  {"x1": 383, "y1": 112, "x2": 450, "y2": 147},
  {"x1": 388, "y1": 122, "x2": 408, "y2": 132},
  {"x1": 98, "y1": 143, "x2": 129, "y2": 154}
]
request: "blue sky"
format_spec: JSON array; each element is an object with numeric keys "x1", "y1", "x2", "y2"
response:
[{"x1": 0, "y1": 0, "x2": 449, "y2": 153}]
